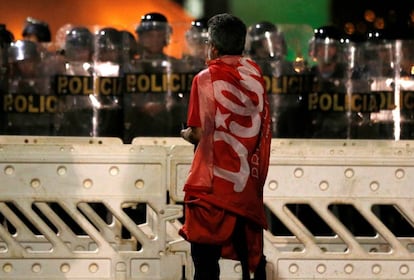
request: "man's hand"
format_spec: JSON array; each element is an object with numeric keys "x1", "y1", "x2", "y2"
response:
[
  {"x1": 180, "y1": 127, "x2": 202, "y2": 144},
  {"x1": 180, "y1": 127, "x2": 194, "y2": 143}
]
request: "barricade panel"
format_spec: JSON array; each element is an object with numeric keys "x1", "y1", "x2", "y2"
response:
[
  {"x1": 1, "y1": 136, "x2": 414, "y2": 279},
  {"x1": 169, "y1": 138, "x2": 414, "y2": 280},
  {"x1": 0, "y1": 136, "x2": 183, "y2": 279}
]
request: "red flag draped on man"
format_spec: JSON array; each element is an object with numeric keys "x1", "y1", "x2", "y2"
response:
[
  {"x1": 179, "y1": 13, "x2": 271, "y2": 279},
  {"x1": 179, "y1": 55, "x2": 272, "y2": 271}
]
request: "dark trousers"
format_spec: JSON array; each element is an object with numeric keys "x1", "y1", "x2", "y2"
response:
[{"x1": 190, "y1": 217, "x2": 266, "y2": 280}]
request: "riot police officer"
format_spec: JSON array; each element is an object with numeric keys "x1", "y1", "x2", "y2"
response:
[
  {"x1": 54, "y1": 26, "x2": 93, "y2": 136},
  {"x1": 63, "y1": 26, "x2": 94, "y2": 67},
  {"x1": 308, "y1": 25, "x2": 353, "y2": 139},
  {"x1": 0, "y1": 24, "x2": 14, "y2": 134},
  {"x1": 246, "y1": 21, "x2": 309, "y2": 138},
  {"x1": 0, "y1": 24, "x2": 14, "y2": 43},
  {"x1": 362, "y1": 25, "x2": 414, "y2": 140},
  {"x1": 0, "y1": 24, "x2": 13, "y2": 92},
  {"x1": 5, "y1": 39, "x2": 55, "y2": 135},
  {"x1": 246, "y1": 21, "x2": 294, "y2": 76},
  {"x1": 22, "y1": 17, "x2": 53, "y2": 61},
  {"x1": 135, "y1": 12, "x2": 175, "y2": 61},
  {"x1": 22, "y1": 17, "x2": 51, "y2": 44},
  {"x1": 309, "y1": 26, "x2": 347, "y2": 84},
  {"x1": 94, "y1": 27, "x2": 123, "y2": 66},
  {"x1": 93, "y1": 27, "x2": 124, "y2": 138},
  {"x1": 123, "y1": 12, "x2": 184, "y2": 142},
  {"x1": 0, "y1": 24, "x2": 13, "y2": 65},
  {"x1": 120, "y1": 30, "x2": 139, "y2": 66},
  {"x1": 55, "y1": 26, "x2": 123, "y2": 139},
  {"x1": 361, "y1": 28, "x2": 398, "y2": 140},
  {"x1": 182, "y1": 18, "x2": 209, "y2": 72},
  {"x1": 22, "y1": 17, "x2": 66, "y2": 78},
  {"x1": 398, "y1": 26, "x2": 414, "y2": 139}
]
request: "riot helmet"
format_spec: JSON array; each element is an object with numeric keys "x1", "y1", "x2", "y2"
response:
[
  {"x1": 94, "y1": 27, "x2": 123, "y2": 63},
  {"x1": 135, "y1": 12, "x2": 172, "y2": 57},
  {"x1": 309, "y1": 25, "x2": 343, "y2": 65},
  {"x1": 185, "y1": 18, "x2": 208, "y2": 45},
  {"x1": 382, "y1": 24, "x2": 414, "y2": 77},
  {"x1": 245, "y1": 21, "x2": 287, "y2": 60},
  {"x1": 8, "y1": 40, "x2": 40, "y2": 63},
  {"x1": 0, "y1": 24, "x2": 14, "y2": 48},
  {"x1": 399, "y1": 26, "x2": 414, "y2": 76},
  {"x1": 8, "y1": 40, "x2": 41, "y2": 79},
  {"x1": 22, "y1": 17, "x2": 51, "y2": 43},
  {"x1": 64, "y1": 26, "x2": 94, "y2": 61},
  {"x1": 0, "y1": 24, "x2": 14, "y2": 67},
  {"x1": 184, "y1": 18, "x2": 209, "y2": 60},
  {"x1": 362, "y1": 28, "x2": 395, "y2": 77},
  {"x1": 120, "y1": 30, "x2": 138, "y2": 60},
  {"x1": 136, "y1": 12, "x2": 172, "y2": 37}
]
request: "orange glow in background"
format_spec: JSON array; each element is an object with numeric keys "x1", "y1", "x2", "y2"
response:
[{"x1": 0, "y1": 0, "x2": 193, "y2": 58}]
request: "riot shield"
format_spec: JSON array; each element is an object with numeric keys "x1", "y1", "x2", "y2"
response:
[
  {"x1": 123, "y1": 57, "x2": 194, "y2": 143},
  {"x1": 362, "y1": 32, "x2": 413, "y2": 140},
  {"x1": 54, "y1": 25, "x2": 123, "y2": 139},
  {"x1": 246, "y1": 23, "x2": 314, "y2": 138},
  {"x1": 0, "y1": 24, "x2": 13, "y2": 133},
  {"x1": 342, "y1": 37, "x2": 375, "y2": 139},
  {"x1": 123, "y1": 18, "x2": 197, "y2": 143},
  {"x1": 2, "y1": 39, "x2": 57, "y2": 136},
  {"x1": 181, "y1": 18, "x2": 208, "y2": 73},
  {"x1": 397, "y1": 37, "x2": 414, "y2": 139},
  {"x1": 306, "y1": 25, "x2": 357, "y2": 139}
]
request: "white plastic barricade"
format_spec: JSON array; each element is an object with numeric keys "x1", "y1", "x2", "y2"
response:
[
  {"x1": 169, "y1": 138, "x2": 414, "y2": 280},
  {"x1": 0, "y1": 136, "x2": 183, "y2": 280},
  {"x1": 2, "y1": 136, "x2": 414, "y2": 279}
]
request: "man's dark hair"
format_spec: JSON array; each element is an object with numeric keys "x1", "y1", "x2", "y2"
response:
[{"x1": 207, "y1": 13, "x2": 246, "y2": 55}]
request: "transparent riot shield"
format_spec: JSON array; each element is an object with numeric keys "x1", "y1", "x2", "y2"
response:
[
  {"x1": 54, "y1": 25, "x2": 123, "y2": 139},
  {"x1": 181, "y1": 18, "x2": 209, "y2": 73},
  {"x1": 245, "y1": 23, "x2": 314, "y2": 138},
  {"x1": 0, "y1": 42, "x2": 7, "y2": 134},
  {"x1": 361, "y1": 33, "x2": 400, "y2": 140},
  {"x1": 0, "y1": 24, "x2": 13, "y2": 133},
  {"x1": 123, "y1": 19, "x2": 195, "y2": 143},
  {"x1": 398, "y1": 37, "x2": 414, "y2": 139},
  {"x1": 123, "y1": 56, "x2": 193, "y2": 143},
  {"x1": 0, "y1": 43, "x2": 7, "y2": 95},
  {"x1": 2, "y1": 39, "x2": 57, "y2": 136},
  {"x1": 306, "y1": 25, "x2": 356, "y2": 139},
  {"x1": 0, "y1": 24, "x2": 12, "y2": 92},
  {"x1": 342, "y1": 37, "x2": 376, "y2": 139}
]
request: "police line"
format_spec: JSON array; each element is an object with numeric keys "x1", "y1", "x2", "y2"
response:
[
  {"x1": 308, "y1": 91, "x2": 414, "y2": 112},
  {"x1": 56, "y1": 73, "x2": 196, "y2": 95},
  {"x1": 2, "y1": 73, "x2": 414, "y2": 113},
  {"x1": 55, "y1": 74, "x2": 308, "y2": 95}
]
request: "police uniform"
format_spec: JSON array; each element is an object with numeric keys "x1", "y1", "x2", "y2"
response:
[
  {"x1": 0, "y1": 24, "x2": 14, "y2": 134},
  {"x1": 123, "y1": 12, "x2": 187, "y2": 143},
  {"x1": 362, "y1": 26, "x2": 414, "y2": 140},
  {"x1": 4, "y1": 40, "x2": 55, "y2": 135},
  {"x1": 181, "y1": 18, "x2": 209, "y2": 73},
  {"x1": 246, "y1": 21, "x2": 310, "y2": 139},
  {"x1": 399, "y1": 27, "x2": 414, "y2": 139},
  {"x1": 56, "y1": 26, "x2": 123, "y2": 139},
  {"x1": 307, "y1": 25, "x2": 354, "y2": 139}
]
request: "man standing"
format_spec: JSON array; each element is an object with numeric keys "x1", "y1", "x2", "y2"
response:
[{"x1": 179, "y1": 13, "x2": 272, "y2": 280}]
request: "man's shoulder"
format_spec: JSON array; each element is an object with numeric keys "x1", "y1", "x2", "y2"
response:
[{"x1": 195, "y1": 67, "x2": 211, "y2": 79}]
